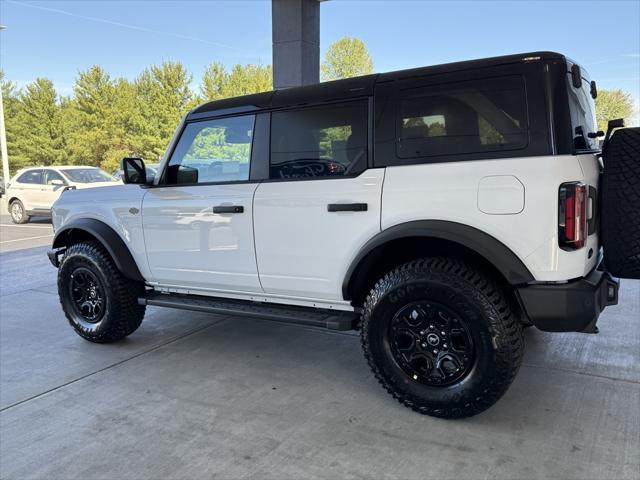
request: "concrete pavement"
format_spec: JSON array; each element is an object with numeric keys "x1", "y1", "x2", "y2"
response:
[
  {"x1": 0, "y1": 198, "x2": 54, "y2": 252},
  {"x1": 0, "y1": 246, "x2": 639, "y2": 479}
]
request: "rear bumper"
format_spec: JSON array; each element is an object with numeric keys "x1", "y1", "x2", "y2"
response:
[{"x1": 516, "y1": 268, "x2": 619, "y2": 333}]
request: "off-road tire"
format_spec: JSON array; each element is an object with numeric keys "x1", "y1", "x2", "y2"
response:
[
  {"x1": 58, "y1": 241, "x2": 146, "y2": 343},
  {"x1": 361, "y1": 257, "x2": 524, "y2": 419},
  {"x1": 9, "y1": 199, "x2": 30, "y2": 224},
  {"x1": 602, "y1": 127, "x2": 640, "y2": 279}
]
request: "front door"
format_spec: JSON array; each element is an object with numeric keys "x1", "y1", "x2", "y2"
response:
[
  {"x1": 143, "y1": 114, "x2": 263, "y2": 293},
  {"x1": 41, "y1": 169, "x2": 68, "y2": 209},
  {"x1": 253, "y1": 99, "x2": 383, "y2": 302}
]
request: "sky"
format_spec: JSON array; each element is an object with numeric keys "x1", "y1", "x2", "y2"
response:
[{"x1": 0, "y1": 0, "x2": 639, "y2": 110}]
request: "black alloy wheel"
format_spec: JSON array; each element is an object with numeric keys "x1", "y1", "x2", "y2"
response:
[
  {"x1": 68, "y1": 267, "x2": 106, "y2": 325},
  {"x1": 361, "y1": 257, "x2": 524, "y2": 418},
  {"x1": 388, "y1": 301, "x2": 475, "y2": 387}
]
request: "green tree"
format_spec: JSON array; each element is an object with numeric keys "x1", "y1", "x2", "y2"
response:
[
  {"x1": 9, "y1": 78, "x2": 67, "y2": 171},
  {"x1": 595, "y1": 89, "x2": 634, "y2": 132},
  {"x1": 201, "y1": 62, "x2": 229, "y2": 101},
  {"x1": 321, "y1": 36, "x2": 374, "y2": 81},
  {"x1": 224, "y1": 63, "x2": 272, "y2": 98},
  {"x1": 201, "y1": 62, "x2": 272, "y2": 101},
  {"x1": 1, "y1": 71, "x2": 23, "y2": 174},
  {"x1": 65, "y1": 65, "x2": 119, "y2": 168},
  {"x1": 133, "y1": 61, "x2": 194, "y2": 168}
]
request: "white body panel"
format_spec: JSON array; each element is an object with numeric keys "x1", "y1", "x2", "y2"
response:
[
  {"x1": 381, "y1": 154, "x2": 600, "y2": 282},
  {"x1": 253, "y1": 169, "x2": 385, "y2": 300},
  {"x1": 141, "y1": 183, "x2": 262, "y2": 292},
  {"x1": 51, "y1": 153, "x2": 601, "y2": 308},
  {"x1": 51, "y1": 184, "x2": 151, "y2": 280},
  {"x1": 7, "y1": 181, "x2": 41, "y2": 210}
]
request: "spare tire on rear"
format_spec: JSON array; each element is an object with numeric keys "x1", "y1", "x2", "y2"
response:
[{"x1": 602, "y1": 127, "x2": 640, "y2": 279}]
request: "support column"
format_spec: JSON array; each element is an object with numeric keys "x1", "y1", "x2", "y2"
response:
[{"x1": 272, "y1": 0, "x2": 320, "y2": 89}]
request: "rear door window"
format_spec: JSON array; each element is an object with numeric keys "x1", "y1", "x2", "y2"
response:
[
  {"x1": 270, "y1": 100, "x2": 368, "y2": 179},
  {"x1": 397, "y1": 75, "x2": 528, "y2": 158},
  {"x1": 17, "y1": 170, "x2": 43, "y2": 185}
]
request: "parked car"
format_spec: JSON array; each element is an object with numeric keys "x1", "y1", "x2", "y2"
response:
[
  {"x1": 47, "y1": 52, "x2": 639, "y2": 418},
  {"x1": 112, "y1": 163, "x2": 159, "y2": 182},
  {"x1": 5, "y1": 166, "x2": 119, "y2": 224}
]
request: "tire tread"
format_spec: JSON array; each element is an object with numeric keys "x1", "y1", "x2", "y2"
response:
[
  {"x1": 360, "y1": 257, "x2": 524, "y2": 419},
  {"x1": 58, "y1": 241, "x2": 145, "y2": 343},
  {"x1": 602, "y1": 127, "x2": 640, "y2": 279}
]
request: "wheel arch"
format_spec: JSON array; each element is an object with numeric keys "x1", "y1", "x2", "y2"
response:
[
  {"x1": 343, "y1": 220, "x2": 534, "y2": 305},
  {"x1": 52, "y1": 218, "x2": 145, "y2": 282}
]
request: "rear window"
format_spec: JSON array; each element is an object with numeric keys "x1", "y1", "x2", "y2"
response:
[
  {"x1": 397, "y1": 75, "x2": 528, "y2": 158},
  {"x1": 566, "y1": 74, "x2": 598, "y2": 151}
]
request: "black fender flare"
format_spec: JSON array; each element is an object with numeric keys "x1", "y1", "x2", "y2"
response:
[
  {"x1": 342, "y1": 220, "x2": 534, "y2": 300},
  {"x1": 52, "y1": 218, "x2": 145, "y2": 282}
]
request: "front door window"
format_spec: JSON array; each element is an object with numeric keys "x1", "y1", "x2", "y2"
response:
[{"x1": 165, "y1": 115, "x2": 255, "y2": 185}]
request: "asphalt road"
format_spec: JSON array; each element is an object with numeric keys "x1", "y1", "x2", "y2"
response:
[
  {"x1": 0, "y1": 198, "x2": 54, "y2": 252},
  {"x1": 0, "y1": 242, "x2": 638, "y2": 479}
]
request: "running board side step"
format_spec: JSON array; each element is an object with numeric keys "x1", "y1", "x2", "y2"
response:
[{"x1": 139, "y1": 292, "x2": 358, "y2": 331}]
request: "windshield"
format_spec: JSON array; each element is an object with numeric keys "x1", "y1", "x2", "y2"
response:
[
  {"x1": 62, "y1": 168, "x2": 115, "y2": 183},
  {"x1": 566, "y1": 71, "x2": 598, "y2": 151}
]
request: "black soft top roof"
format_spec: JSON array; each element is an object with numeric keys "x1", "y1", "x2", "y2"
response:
[{"x1": 188, "y1": 51, "x2": 566, "y2": 119}]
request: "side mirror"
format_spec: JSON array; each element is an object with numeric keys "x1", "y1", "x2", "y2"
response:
[
  {"x1": 50, "y1": 179, "x2": 65, "y2": 186},
  {"x1": 122, "y1": 157, "x2": 147, "y2": 184}
]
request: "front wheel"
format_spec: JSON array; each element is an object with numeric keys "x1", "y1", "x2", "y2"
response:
[
  {"x1": 361, "y1": 258, "x2": 524, "y2": 419},
  {"x1": 58, "y1": 241, "x2": 146, "y2": 343}
]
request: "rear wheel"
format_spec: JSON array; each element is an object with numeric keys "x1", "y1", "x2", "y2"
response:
[
  {"x1": 361, "y1": 258, "x2": 524, "y2": 419},
  {"x1": 58, "y1": 241, "x2": 146, "y2": 343},
  {"x1": 9, "y1": 200, "x2": 29, "y2": 224},
  {"x1": 602, "y1": 127, "x2": 640, "y2": 279}
]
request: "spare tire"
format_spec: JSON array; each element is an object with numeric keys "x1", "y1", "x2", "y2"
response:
[{"x1": 602, "y1": 127, "x2": 640, "y2": 279}]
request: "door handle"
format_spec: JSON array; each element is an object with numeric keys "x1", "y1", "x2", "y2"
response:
[
  {"x1": 213, "y1": 205, "x2": 244, "y2": 214},
  {"x1": 327, "y1": 203, "x2": 368, "y2": 212}
]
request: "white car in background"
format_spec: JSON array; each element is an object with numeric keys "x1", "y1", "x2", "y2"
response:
[
  {"x1": 5, "y1": 166, "x2": 119, "y2": 224},
  {"x1": 112, "y1": 163, "x2": 160, "y2": 183}
]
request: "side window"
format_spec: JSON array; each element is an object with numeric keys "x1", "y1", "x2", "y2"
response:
[
  {"x1": 165, "y1": 115, "x2": 255, "y2": 185},
  {"x1": 43, "y1": 169, "x2": 66, "y2": 185},
  {"x1": 566, "y1": 75, "x2": 598, "y2": 151},
  {"x1": 17, "y1": 170, "x2": 43, "y2": 185},
  {"x1": 270, "y1": 100, "x2": 368, "y2": 179},
  {"x1": 397, "y1": 75, "x2": 528, "y2": 159}
]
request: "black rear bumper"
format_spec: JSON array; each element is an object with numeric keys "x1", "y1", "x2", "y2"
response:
[{"x1": 516, "y1": 269, "x2": 619, "y2": 333}]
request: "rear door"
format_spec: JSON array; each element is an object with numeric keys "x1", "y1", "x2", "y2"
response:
[
  {"x1": 14, "y1": 169, "x2": 44, "y2": 210},
  {"x1": 142, "y1": 114, "x2": 265, "y2": 293},
  {"x1": 253, "y1": 99, "x2": 383, "y2": 302}
]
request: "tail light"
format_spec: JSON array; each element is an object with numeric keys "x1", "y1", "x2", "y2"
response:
[{"x1": 559, "y1": 182, "x2": 587, "y2": 250}]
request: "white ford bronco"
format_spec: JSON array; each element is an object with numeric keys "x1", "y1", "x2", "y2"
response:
[{"x1": 48, "y1": 52, "x2": 640, "y2": 418}]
